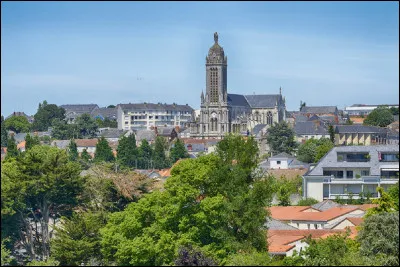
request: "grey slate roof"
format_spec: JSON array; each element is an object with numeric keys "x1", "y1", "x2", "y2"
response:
[
  {"x1": 99, "y1": 128, "x2": 126, "y2": 139},
  {"x1": 311, "y1": 200, "x2": 341, "y2": 211},
  {"x1": 136, "y1": 130, "x2": 156, "y2": 142},
  {"x1": 295, "y1": 115, "x2": 309, "y2": 123},
  {"x1": 244, "y1": 94, "x2": 281, "y2": 108},
  {"x1": 265, "y1": 218, "x2": 298, "y2": 230},
  {"x1": 252, "y1": 124, "x2": 268, "y2": 136},
  {"x1": 157, "y1": 127, "x2": 176, "y2": 136},
  {"x1": 60, "y1": 104, "x2": 99, "y2": 114},
  {"x1": 227, "y1": 94, "x2": 250, "y2": 108},
  {"x1": 119, "y1": 103, "x2": 193, "y2": 112},
  {"x1": 91, "y1": 107, "x2": 117, "y2": 120},
  {"x1": 294, "y1": 122, "x2": 328, "y2": 135},
  {"x1": 270, "y1": 152, "x2": 294, "y2": 159},
  {"x1": 335, "y1": 125, "x2": 388, "y2": 134},
  {"x1": 300, "y1": 106, "x2": 338, "y2": 114},
  {"x1": 306, "y1": 145, "x2": 399, "y2": 176},
  {"x1": 13, "y1": 133, "x2": 27, "y2": 143},
  {"x1": 51, "y1": 140, "x2": 71, "y2": 149}
]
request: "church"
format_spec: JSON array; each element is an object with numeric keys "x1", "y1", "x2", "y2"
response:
[{"x1": 190, "y1": 32, "x2": 286, "y2": 139}]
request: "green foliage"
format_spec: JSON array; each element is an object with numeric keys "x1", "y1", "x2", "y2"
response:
[
  {"x1": 75, "y1": 114, "x2": 98, "y2": 138},
  {"x1": 117, "y1": 134, "x2": 138, "y2": 168},
  {"x1": 174, "y1": 245, "x2": 218, "y2": 266},
  {"x1": 277, "y1": 186, "x2": 291, "y2": 206},
  {"x1": 6, "y1": 135, "x2": 18, "y2": 159},
  {"x1": 297, "y1": 138, "x2": 333, "y2": 163},
  {"x1": 1, "y1": 239, "x2": 12, "y2": 266},
  {"x1": 1, "y1": 115, "x2": 8, "y2": 147},
  {"x1": 364, "y1": 106, "x2": 394, "y2": 127},
  {"x1": 68, "y1": 139, "x2": 79, "y2": 161},
  {"x1": 25, "y1": 133, "x2": 40, "y2": 151},
  {"x1": 170, "y1": 138, "x2": 189, "y2": 164},
  {"x1": 225, "y1": 250, "x2": 272, "y2": 266},
  {"x1": 107, "y1": 105, "x2": 116, "y2": 109},
  {"x1": 138, "y1": 139, "x2": 153, "y2": 169},
  {"x1": 389, "y1": 106, "x2": 399, "y2": 115},
  {"x1": 366, "y1": 187, "x2": 396, "y2": 217},
  {"x1": 1, "y1": 145, "x2": 85, "y2": 260},
  {"x1": 94, "y1": 137, "x2": 114, "y2": 163},
  {"x1": 266, "y1": 121, "x2": 297, "y2": 155},
  {"x1": 81, "y1": 148, "x2": 92, "y2": 162},
  {"x1": 51, "y1": 119, "x2": 77, "y2": 140},
  {"x1": 328, "y1": 124, "x2": 335, "y2": 143},
  {"x1": 153, "y1": 136, "x2": 169, "y2": 169},
  {"x1": 51, "y1": 211, "x2": 107, "y2": 266},
  {"x1": 100, "y1": 137, "x2": 273, "y2": 265},
  {"x1": 26, "y1": 258, "x2": 60, "y2": 266},
  {"x1": 96, "y1": 117, "x2": 117, "y2": 128},
  {"x1": 32, "y1": 101, "x2": 65, "y2": 131},
  {"x1": 357, "y1": 212, "x2": 399, "y2": 266},
  {"x1": 297, "y1": 197, "x2": 319, "y2": 206},
  {"x1": 4, "y1": 116, "x2": 30, "y2": 133}
]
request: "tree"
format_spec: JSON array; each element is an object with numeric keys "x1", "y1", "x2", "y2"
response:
[
  {"x1": 174, "y1": 245, "x2": 218, "y2": 266},
  {"x1": 357, "y1": 212, "x2": 399, "y2": 266},
  {"x1": 170, "y1": 138, "x2": 190, "y2": 164},
  {"x1": 1, "y1": 239, "x2": 12, "y2": 266},
  {"x1": 94, "y1": 137, "x2": 114, "y2": 163},
  {"x1": 153, "y1": 136, "x2": 169, "y2": 169},
  {"x1": 328, "y1": 124, "x2": 335, "y2": 143},
  {"x1": 4, "y1": 116, "x2": 30, "y2": 133},
  {"x1": 81, "y1": 148, "x2": 92, "y2": 162},
  {"x1": 25, "y1": 133, "x2": 40, "y2": 151},
  {"x1": 277, "y1": 186, "x2": 291, "y2": 206},
  {"x1": 51, "y1": 119, "x2": 77, "y2": 140},
  {"x1": 96, "y1": 117, "x2": 117, "y2": 128},
  {"x1": 1, "y1": 115, "x2": 9, "y2": 147},
  {"x1": 117, "y1": 134, "x2": 138, "y2": 168},
  {"x1": 314, "y1": 138, "x2": 334, "y2": 162},
  {"x1": 32, "y1": 101, "x2": 65, "y2": 131},
  {"x1": 297, "y1": 139, "x2": 318, "y2": 163},
  {"x1": 300, "y1": 101, "x2": 306, "y2": 111},
  {"x1": 364, "y1": 106, "x2": 394, "y2": 127},
  {"x1": 138, "y1": 139, "x2": 153, "y2": 169},
  {"x1": 6, "y1": 135, "x2": 18, "y2": 159},
  {"x1": 266, "y1": 122, "x2": 297, "y2": 155},
  {"x1": 297, "y1": 198, "x2": 319, "y2": 206},
  {"x1": 1, "y1": 146, "x2": 85, "y2": 261},
  {"x1": 107, "y1": 105, "x2": 116, "y2": 109},
  {"x1": 100, "y1": 136, "x2": 274, "y2": 265},
  {"x1": 366, "y1": 187, "x2": 396, "y2": 217},
  {"x1": 75, "y1": 113, "x2": 98, "y2": 139},
  {"x1": 389, "y1": 107, "x2": 399, "y2": 115},
  {"x1": 225, "y1": 250, "x2": 272, "y2": 266},
  {"x1": 51, "y1": 211, "x2": 107, "y2": 266},
  {"x1": 68, "y1": 139, "x2": 79, "y2": 161},
  {"x1": 388, "y1": 183, "x2": 399, "y2": 211},
  {"x1": 26, "y1": 258, "x2": 60, "y2": 266}
]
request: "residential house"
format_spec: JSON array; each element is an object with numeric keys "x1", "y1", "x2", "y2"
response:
[
  {"x1": 334, "y1": 125, "x2": 391, "y2": 146},
  {"x1": 294, "y1": 121, "x2": 329, "y2": 143},
  {"x1": 90, "y1": 107, "x2": 117, "y2": 121},
  {"x1": 117, "y1": 103, "x2": 194, "y2": 131},
  {"x1": 5, "y1": 112, "x2": 34, "y2": 123},
  {"x1": 179, "y1": 128, "x2": 191, "y2": 139},
  {"x1": 300, "y1": 106, "x2": 339, "y2": 123},
  {"x1": 60, "y1": 104, "x2": 99, "y2": 124},
  {"x1": 303, "y1": 145, "x2": 399, "y2": 201},
  {"x1": 156, "y1": 126, "x2": 178, "y2": 142},
  {"x1": 97, "y1": 128, "x2": 129, "y2": 142},
  {"x1": 135, "y1": 129, "x2": 157, "y2": 146},
  {"x1": 268, "y1": 152, "x2": 308, "y2": 170}
]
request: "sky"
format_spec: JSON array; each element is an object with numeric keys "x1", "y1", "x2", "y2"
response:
[{"x1": 1, "y1": 1, "x2": 399, "y2": 116}]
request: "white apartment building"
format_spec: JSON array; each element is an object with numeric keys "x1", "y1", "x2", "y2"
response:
[
  {"x1": 117, "y1": 103, "x2": 194, "y2": 130},
  {"x1": 303, "y1": 145, "x2": 399, "y2": 201},
  {"x1": 344, "y1": 104, "x2": 398, "y2": 116}
]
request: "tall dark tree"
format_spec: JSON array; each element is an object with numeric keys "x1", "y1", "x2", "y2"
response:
[
  {"x1": 94, "y1": 137, "x2": 114, "y2": 163},
  {"x1": 6, "y1": 135, "x2": 18, "y2": 159},
  {"x1": 4, "y1": 116, "x2": 31, "y2": 134},
  {"x1": 138, "y1": 139, "x2": 153, "y2": 169},
  {"x1": 25, "y1": 134, "x2": 40, "y2": 151},
  {"x1": 266, "y1": 121, "x2": 297, "y2": 155},
  {"x1": 68, "y1": 139, "x2": 79, "y2": 161},
  {"x1": 32, "y1": 101, "x2": 66, "y2": 131},
  {"x1": 81, "y1": 148, "x2": 91, "y2": 162},
  {"x1": 328, "y1": 124, "x2": 335, "y2": 144},
  {"x1": 117, "y1": 134, "x2": 138, "y2": 168},
  {"x1": 174, "y1": 245, "x2": 218, "y2": 266},
  {"x1": 51, "y1": 119, "x2": 76, "y2": 140},
  {"x1": 169, "y1": 138, "x2": 189, "y2": 164},
  {"x1": 153, "y1": 136, "x2": 168, "y2": 169},
  {"x1": 1, "y1": 115, "x2": 8, "y2": 147},
  {"x1": 75, "y1": 114, "x2": 98, "y2": 139}
]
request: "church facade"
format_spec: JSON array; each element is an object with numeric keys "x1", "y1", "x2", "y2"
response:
[{"x1": 190, "y1": 32, "x2": 286, "y2": 139}]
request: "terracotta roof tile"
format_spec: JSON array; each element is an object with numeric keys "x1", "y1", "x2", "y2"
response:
[
  {"x1": 75, "y1": 139, "x2": 98, "y2": 147},
  {"x1": 347, "y1": 217, "x2": 364, "y2": 226},
  {"x1": 269, "y1": 206, "x2": 314, "y2": 220},
  {"x1": 270, "y1": 206, "x2": 362, "y2": 222},
  {"x1": 268, "y1": 245, "x2": 295, "y2": 253},
  {"x1": 17, "y1": 141, "x2": 26, "y2": 149}
]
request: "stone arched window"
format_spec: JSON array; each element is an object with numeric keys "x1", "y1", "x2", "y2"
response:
[{"x1": 267, "y1": 111, "x2": 273, "y2": 125}]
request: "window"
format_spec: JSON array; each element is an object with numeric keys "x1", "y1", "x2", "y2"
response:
[
  {"x1": 314, "y1": 224, "x2": 318, "y2": 229},
  {"x1": 380, "y1": 153, "x2": 399, "y2": 162},
  {"x1": 346, "y1": 171, "x2": 353, "y2": 178},
  {"x1": 266, "y1": 111, "x2": 273, "y2": 125},
  {"x1": 337, "y1": 153, "x2": 369, "y2": 162},
  {"x1": 323, "y1": 170, "x2": 344, "y2": 178},
  {"x1": 155, "y1": 116, "x2": 159, "y2": 119},
  {"x1": 125, "y1": 121, "x2": 129, "y2": 124},
  {"x1": 149, "y1": 116, "x2": 153, "y2": 119},
  {"x1": 361, "y1": 170, "x2": 370, "y2": 176},
  {"x1": 277, "y1": 161, "x2": 281, "y2": 165}
]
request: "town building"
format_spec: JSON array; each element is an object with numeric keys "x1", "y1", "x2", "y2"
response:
[
  {"x1": 294, "y1": 121, "x2": 329, "y2": 143},
  {"x1": 60, "y1": 104, "x2": 100, "y2": 124},
  {"x1": 5, "y1": 111, "x2": 34, "y2": 123},
  {"x1": 189, "y1": 32, "x2": 286, "y2": 139},
  {"x1": 334, "y1": 125, "x2": 394, "y2": 146},
  {"x1": 344, "y1": 104, "x2": 398, "y2": 116},
  {"x1": 302, "y1": 145, "x2": 399, "y2": 201},
  {"x1": 117, "y1": 103, "x2": 194, "y2": 131},
  {"x1": 300, "y1": 106, "x2": 339, "y2": 124}
]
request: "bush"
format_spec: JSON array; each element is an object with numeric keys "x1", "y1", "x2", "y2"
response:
[{"x1": 297, "y1": 198, "x2": 319, "y2": 206}]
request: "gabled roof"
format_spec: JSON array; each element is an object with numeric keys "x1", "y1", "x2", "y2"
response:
[
  {"x1": 60, "y1": 104, "x2": 99, "y2": 113},
  {"x1": 270, "y1": 152, "x2": 294, "y2": 159},
  {"x1": 265, "y1": 218, "x2": 298, "y2": 230},
  {"x1": 227, "y1": 94, "x2": 250, "y2": 108},
  {"x1": 99, "y1": 128, "x2": 126, "y2": 139},
  {"x1": 157, "y1": 127, "x2": 176, "y2": 136},
  {"x1": 91, "y1": 107, "x2": 117, "y2": 120},
  {"x1": 294, "y1": 121, "x2": 328, "y2": 135},
  {"x1": 51, "y1": 140, "x2": 71, "y2": 149},
  {"x1": 300, "y1": 106, "x2": 338, "y2": 114},
  {"x1": 136, "y1": 130, "x2": 156, "y2": 142},
  {"x1": 244, "y1": 94, "x2": 282, "y2": 108},
  {"x1": 312, "y1": 200, "x2": 341, "y2": 211},
  {"x1": 335, "y1": 125, "x2": 388, "y2": 134},
  {"x1": 269, "y1": 206, "x2": 314, "y2": 220},
  {"x1": 75, "y1": 139, "x2": 98, "y2": 147},
  {"x1": 118, "y1": 103, "x2": 194, "y2": 112}
]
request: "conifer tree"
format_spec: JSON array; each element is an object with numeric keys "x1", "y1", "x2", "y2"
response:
[
  {"x1": 138, "y1": 139, "x2": 153, "y2": 169},
  {"x1": 6, "y1": 135, "x2": 18, "y2": 159},
  {"x1": 94, "y1": 137, "x2": 114, "y2": 162},
  {"x1": 81, "y1": 148, "x2": 91, "y2": 162},
  {"x1": 1, "y1": 115, "x2": 8, "y2": 147},
  {"x1": 170, "y1": 138, "x2": 189, "y2": 164},
  {"x1": 25, "y1": 133, "x2": 40, "y2": 151},
  {"x1": 153, "y1": 136, "x2": 169, "y2": 169},
  {"x1": 68, "y1": 139, "x2": 79, "y2": 161},
  {"x1": 117, "y1": 134, "x2": 138, "y2": 168}
]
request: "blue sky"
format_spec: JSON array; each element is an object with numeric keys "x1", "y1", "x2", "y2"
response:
[{"x1": 1, "y1": 1, "x2": 399, "y2": 116}]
